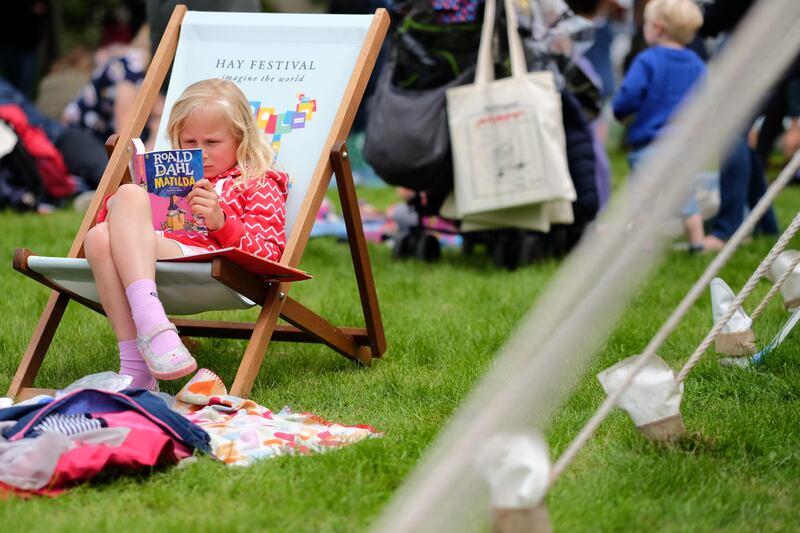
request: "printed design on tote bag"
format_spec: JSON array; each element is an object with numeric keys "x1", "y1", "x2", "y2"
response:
[{"x1": 465, "y1": 104, "x2": 550, "y2": 201}]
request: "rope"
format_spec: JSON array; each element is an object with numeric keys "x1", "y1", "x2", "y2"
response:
[
  {"x1": 676, "y1": 210, "x2": 800, "y2": 381},
  {"x1": 550, "y1": 151, "x2": 800, "y2": 484},
  {"x1": 750, "y1": 237, "x2": 800, "y2": 321}
]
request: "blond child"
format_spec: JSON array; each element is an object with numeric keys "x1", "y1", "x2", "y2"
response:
[
  {"x1": 612, "y1": 0, "x2": 706, "y2": 251},
  {"x1": 86, "y1": 79, "x2": 289, "y2": 389}
]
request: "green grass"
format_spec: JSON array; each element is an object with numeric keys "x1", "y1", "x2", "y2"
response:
[{"x1": 0, "y1": 174, "x2": 799, "y2": 531}]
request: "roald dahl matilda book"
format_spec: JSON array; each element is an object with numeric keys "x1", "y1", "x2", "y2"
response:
[{"x1": 130, "y1": 138, "x2": 207, "y2": 236}]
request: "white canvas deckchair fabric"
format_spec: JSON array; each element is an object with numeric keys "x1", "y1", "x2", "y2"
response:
[
  {"x1": 27, "y1": 257, "x2": 254, "y2": 315},
  {"x1": 24, "y1": 11, "x2": 376, "y2": 315}
]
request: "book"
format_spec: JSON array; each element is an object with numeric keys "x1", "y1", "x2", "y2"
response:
[
  {"x1": 162, "y1": 247, "x2": 312, "y2": 282},
  {"x1": 130, "y1": 138, "x2": 207, "y2": 236}
]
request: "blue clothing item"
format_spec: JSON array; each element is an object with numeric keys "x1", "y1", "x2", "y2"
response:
[
  {"x1": 561, "y1": 89, "x2": 599, "y2": 224},
  {"x1": 711, "y1": 137, "x2": 779, "y2": 240},
  {"x1": 0, "y1": 77, "x2": 65, "y2": 142},
  {"x1": 584, "y1": 19, "x2": 615, "y2": 99},
  {"x1": 612, "y1": 46, "x2": 705, "y2": 148},
  {"x1": 0, "y1": 388, "x2": 211, "y2": 455}
]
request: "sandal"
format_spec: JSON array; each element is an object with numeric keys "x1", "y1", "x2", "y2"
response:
[{"x1": 136, "y1": 322, "x2": 197, "y2": 380}]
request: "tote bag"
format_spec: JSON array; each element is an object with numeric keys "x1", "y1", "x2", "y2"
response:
[{"x1": 447, "y1": 0, "x2": 575, "y2": 217}]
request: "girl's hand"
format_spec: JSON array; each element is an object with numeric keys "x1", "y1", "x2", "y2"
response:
[{"x1": 187, "y1": 179, "x2": 225, "y2": 231}]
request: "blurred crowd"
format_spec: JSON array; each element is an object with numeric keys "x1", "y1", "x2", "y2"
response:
[{"x1": 0, "y1": 0, "x2": 794, "y2": 259}]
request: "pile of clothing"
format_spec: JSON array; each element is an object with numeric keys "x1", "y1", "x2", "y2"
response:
[{"x1": 0, "y1": 369, "x2": 381, "y2": 497}]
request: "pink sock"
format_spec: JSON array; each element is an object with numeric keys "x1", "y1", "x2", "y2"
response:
[
  {"x1": 125, "y1": 279, "x2": 182, "y2": 356},
  {"x1": 118, "y1": 339, "x2": 156, "y2": 389}
]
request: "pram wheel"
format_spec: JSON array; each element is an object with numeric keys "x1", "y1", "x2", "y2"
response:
[
  {"x1": 520, "y1": 233, "x2": 546, "y2": 264},
  {"x1": 493, "y1": 231, "x2": 545, "y2": 271},
  {"x1": 393, "y1": 232, "x2": 441, "y2": 262},
  {"x1": 392, "y1": 233, "x2": 415, "y2": 259},
  {"x1": 548, "y1": 226, "x2": 571, "y2": 257},
  {"x1": 462, "y1": 234, "x2": 477, "y2": 256},
  {"x1": 492, "y1": 234, "x2": 515, "y2": 270},
  {"x1": 415, "y1": 233, "x2": 441, "y2": 262}
]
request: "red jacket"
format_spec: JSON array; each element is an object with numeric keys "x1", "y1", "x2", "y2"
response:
[
  {"x1": 168, "y1": 167, "x2": 289, "y2": 262},
  {"x1": 0, "y1": 104, "x2": 75, "y2": 199}
]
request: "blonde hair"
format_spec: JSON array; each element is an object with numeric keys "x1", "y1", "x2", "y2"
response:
[
  {"x1": 644, "y1": 0, "x2": 704, "y2": 45},
  {"x1": 166, "y1": 78, "x2": 274, "y2": 187}
]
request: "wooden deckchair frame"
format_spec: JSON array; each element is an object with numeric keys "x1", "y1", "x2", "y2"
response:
[{"x1": 9, "y1": 5, "x2": 389, "y2": 400}]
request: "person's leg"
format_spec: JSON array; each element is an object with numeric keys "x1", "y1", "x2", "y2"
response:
[
  {"x1": 84, "y1": 221, "x2": 138, "y2": 342},
  {"x1": 85, "y1": 222, "x2": 155, "y2": 389},
  {"x1": 102, "y1": 183, "x2": 196, "y2": 379},
  {"x1": 104, "y1": 184, "x2": 185, "y2": 280},
  {"x1": 708, "y1": 137, "x2": 749, "y2": 242},
  {"x1": 754, "y1": 82, "x2": 788, "y2": 166},
  {"x1": 746, "y1": 147, "x2": 780, "y2": 235},
  {"x1": 684, "y1": 213, "x2": 705, "y2": 250}
]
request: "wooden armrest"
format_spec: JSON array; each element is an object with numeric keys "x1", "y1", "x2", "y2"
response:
[{"x1": 13, "y1": 248, "x2": 34, "y2": 274}]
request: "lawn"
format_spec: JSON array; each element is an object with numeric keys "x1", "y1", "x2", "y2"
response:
[{"x1": 0, "y1": 175, "x2": 798, "y2": 531}]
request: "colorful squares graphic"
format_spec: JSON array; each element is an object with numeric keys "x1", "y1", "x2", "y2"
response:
[
  {"x1": 249, "y1": 94, "x2": 318, "y2": 160},
  {"x1": 256, "y1": 107, "x2": 275, "y2": 130},
  {"x1": 274, "y1": 114, "x2": 292, "y2": 135},
  {"x1": 297, "y1": 100, "x2": 316, "y2": 120},
  {"x1": 265, "y1": 113, "x2": 277, "y2": 135}
]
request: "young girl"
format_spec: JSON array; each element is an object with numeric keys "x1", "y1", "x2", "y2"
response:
[{"x1": 85, "y1": 78, "x2": 289, "y2": 389}]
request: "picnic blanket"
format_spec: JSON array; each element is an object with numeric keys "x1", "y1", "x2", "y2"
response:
[{"x1": 175, "y1": 369, "x2": 382, "y2": 466}]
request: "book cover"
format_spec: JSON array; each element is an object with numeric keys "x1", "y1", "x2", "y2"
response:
[{"x1": 131, "y1": 138, "x2": 207, "y2": 236}]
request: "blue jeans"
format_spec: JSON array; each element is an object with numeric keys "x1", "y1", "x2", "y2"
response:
[{"x1": 710, "y1": 137, "x2": 779, "y2": 240}]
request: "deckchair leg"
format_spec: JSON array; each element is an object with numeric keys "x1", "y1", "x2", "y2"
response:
[
  {"x1": 229, "y1": 283, "x2": 287, "y2": 398},
  {"x1": 331, "y1": 142, "x2": 387, "y2": 358},
  {"x1": 7, "y1": 291, "x2": 69, "y2": 398}
]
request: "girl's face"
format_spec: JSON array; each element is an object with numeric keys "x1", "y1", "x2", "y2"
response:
[{"x1": 179, "y1": 104, "x2": 239, "y2": 178}]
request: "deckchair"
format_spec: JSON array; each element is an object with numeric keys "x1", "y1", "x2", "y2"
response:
[{"x1": 9, "y1": 6, "x2": 389, "y2": 400}]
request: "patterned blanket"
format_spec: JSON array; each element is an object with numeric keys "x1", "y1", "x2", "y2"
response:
[{"x1": 175, "y1": 369, "x2": 381, "y2": 466}]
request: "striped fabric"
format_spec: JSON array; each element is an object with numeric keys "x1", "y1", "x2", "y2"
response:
[
  {"x1": 164, "y1": 167, "x2": 289, "y2": 262},
  {"x1": 33, "y1": 413, "x2": 106, "y2": 436}
]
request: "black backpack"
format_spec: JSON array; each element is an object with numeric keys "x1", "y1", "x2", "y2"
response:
[{"x1": 389, "y1": 0, "x2": 483, "y2": 90}]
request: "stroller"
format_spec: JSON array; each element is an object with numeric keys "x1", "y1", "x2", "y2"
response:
[{"x1": 364, "y1": 0, "x2": 603, "y2": 269}]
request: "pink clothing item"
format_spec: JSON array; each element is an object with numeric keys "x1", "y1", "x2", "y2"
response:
[
  {"x1": 99, "y1": 411, "x2": 192, "y2": 459},
  {"x1": 0, "y1": 417, "x2": 190, "y2": 497},
  {"x1": 124, "y1": 279, "x2": 181, "y2": 356},
  {"x1": 118, "y1": 339, "x2": 155, "y2": 390},
  {"x1": 162, "y1": 167, "x2": 289, "y2": 262}
]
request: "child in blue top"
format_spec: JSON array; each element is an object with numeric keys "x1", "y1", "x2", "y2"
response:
[{"x1": 613, "y1": 0, "x2": 706, "y2": 252}]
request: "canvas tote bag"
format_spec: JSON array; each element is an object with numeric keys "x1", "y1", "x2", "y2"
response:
[
  {"x1": 447, "y1": 0, "x2": 575, "y2": 217},
  {"x1": 439, "y1": 191, "x2": 573, "y2": 232}
]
